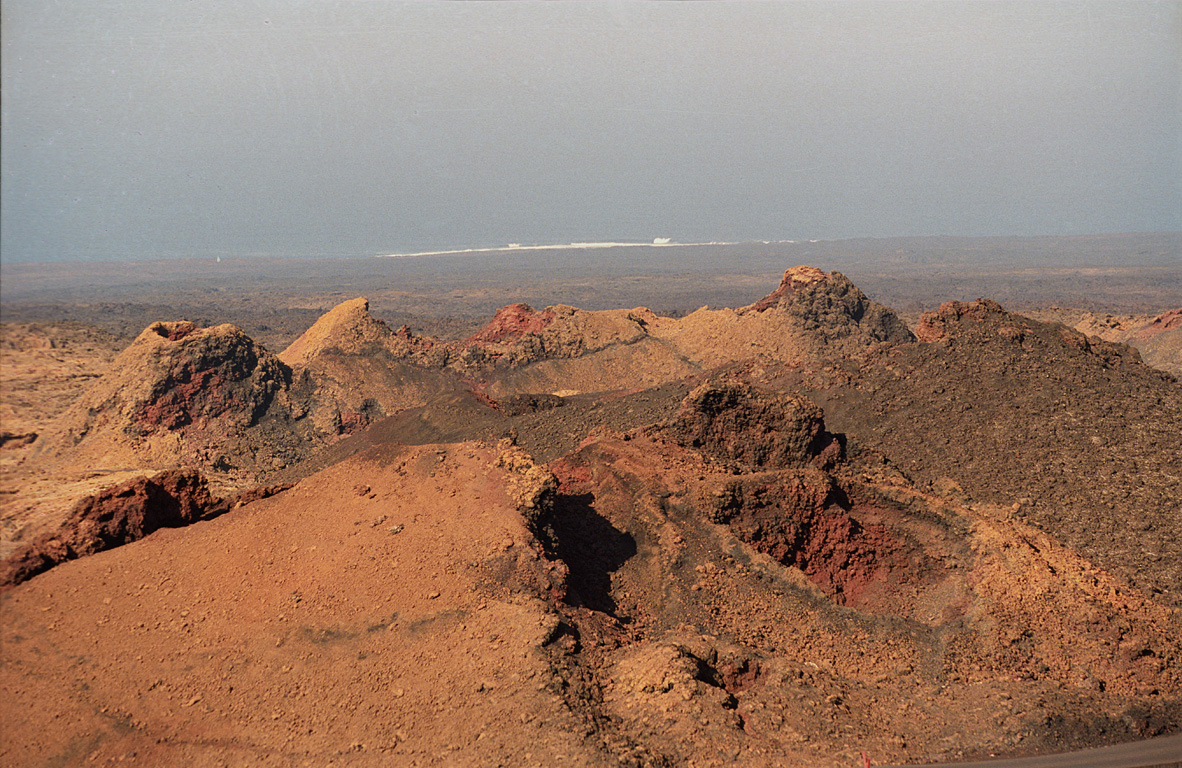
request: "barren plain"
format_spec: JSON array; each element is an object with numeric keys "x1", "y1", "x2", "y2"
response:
[{"x1": 1, "y1": 234, "x2": 1180, "y2": 767}]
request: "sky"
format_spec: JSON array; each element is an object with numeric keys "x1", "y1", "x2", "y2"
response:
[{"x1": 1, "y1": 1, "x2": 1179, "y2": 263}]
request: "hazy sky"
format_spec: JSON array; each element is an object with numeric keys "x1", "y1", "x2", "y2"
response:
[{"x1": 1, "y1": 1, "x2": 1179, "y2": 262}]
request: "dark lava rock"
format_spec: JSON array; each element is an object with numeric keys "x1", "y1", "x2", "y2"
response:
[
  {"x1": 664, "y1": 382, "x2": 844, "y2": 471},
  {"x1": 499, "y1": 393, "x2": 566, "y2": 416},
  {"x1": 786, "y1": 297, "x2": 1182, "y2": 605},
  {"x1": 744, "y1": 265, "x2": 914, "y2": 347}
]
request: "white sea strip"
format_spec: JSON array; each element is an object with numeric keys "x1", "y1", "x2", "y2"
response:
[{"x1": 375, "y1": 239, "x2": 800, "y2": 259}]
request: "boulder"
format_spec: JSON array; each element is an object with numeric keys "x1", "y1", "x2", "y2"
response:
[{"x1": 664, "y1": 382, "x2": 843, "y2": 471}]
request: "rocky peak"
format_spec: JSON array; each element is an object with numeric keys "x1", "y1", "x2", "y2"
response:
[
  {"x1": 742, "y1": 267, "x2": 914, "y2": 347},
  {"x1": 744, "y1": 265, "x2": 831, "y2": 312},
  {"x1": 279, "y1": 297, "x2": 396, "y2": 365},
  {"x1": 123, "y1": 322, "x2": 287, "y2": 435}
]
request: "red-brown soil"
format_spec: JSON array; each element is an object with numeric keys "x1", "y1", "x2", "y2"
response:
[
  {"x1": 1, "y1": 442, "x2": 603, "y2": 767},
  {"x1": 4, "y1": 421, "x2": 1178, "y2": 767},
  {"x1": 1, "y1": 470, "x2": 290, "y2": 589}
]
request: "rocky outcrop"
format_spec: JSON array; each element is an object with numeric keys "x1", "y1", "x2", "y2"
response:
[
  {"x1": 1, "y1": 471, "x2": 292, "y2": 588},
  {"x1": 465, "y1": 303, "x2": 556, "y2": 346},
  {"x1": 270, "y1": 270, "x2": 915, "y2": 408},
  {"x1": 131, "y1": 322, "x2": 287, "y2": 434},
  {"x1": 743, "y1": 266, "x2": 914, "y2": 346},
  {"x1": 664, "y1": 382, "x2": 843, "y2": 471},
  {"x1": 32, "y1": 320, "x2": 306, "y2": 472},
  {"x1": 0, "y1": 431, "x2": 37, "y2": 449},
  {"x1": 455, "y1": 304, "x2": 657, "y2": 371},
  {"x1": 497, "y1": 393, "x2": 566, "y2": 416},
  {"x1": 806, "y1": 295, "x2": 1182, "y2": 606},
  {"x1": 1, "y1": 470, "x2": 214, "y2": 587}
]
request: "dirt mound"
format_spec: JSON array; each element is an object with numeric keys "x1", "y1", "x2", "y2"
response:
[
  {"x1": 663, "y1": 382, "x2": 842, "y2": 471},
  {"x1": 277, "y1": 298, "x2": 457, "y2": 437},
  {"x1": 256, "y1": 272, "x2": 915, "y2": 417},
  {"x1": 0, "y1": 442, "x2": 610, "y2": 767},
  {"x1": 645, "y1": 268, "x2": 913, "y2": 372},
  {"x1": 279, "y1": 297, "x2": 390, "y2": 364},
  {"x1": 773, "y1": 298, "x2": 1182, "y2": 606},
  {"x1": 444, "y1": 270, "x2": 912, "y2": 399},
  {"x1": 279, "y1": 297, "x2": 445, "y2": 367},
  {"x1": 1, "y1": 470, "x2": 213, "y2": 587},
  {"x1": 915, "y1": 299, "x2": 1152, "y2": 372},
  {"x1": 32, "y1": 320, "x2": 303, "y2": 470},
  {"x1": 3, "y1": 382, "x2": 1180, "y2": 765}
]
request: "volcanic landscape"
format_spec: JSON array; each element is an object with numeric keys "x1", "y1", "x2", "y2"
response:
[{"x1": 1, "y1": 241, "x2": 1180, "y2": 767}]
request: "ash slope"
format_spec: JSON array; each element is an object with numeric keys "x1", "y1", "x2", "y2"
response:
[{"x1": 772, "y1": 298, "x2": 1182, "y2": 606}]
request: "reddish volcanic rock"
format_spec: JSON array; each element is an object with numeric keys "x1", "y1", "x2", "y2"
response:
[
  {"x1": 915, "y1": 299, "x2": 1007, "y2": 343},
  {"x1": 335, "y1": 409, "x2": 370, "y2": 436},
  {"x1": 709, "y1": 471, "x2": 928, "y2": 611},
  {"x1": 1, "y1": 470, "x2": 215, "y2": 588},
  {"x1": 466, "y1": 303, "x2": 556, "y2": 346},
  {"x1": 393, "y1": 324, "x2": 441, "y2": 355},
  {"x1": 133, "y1": 328, "x2": 283, "y2": 434},
  {"x1": 1, "y1": 472, "x2": 293, "y2": 588},
  {"x1": 152, "y1": 320, "x2": 202, "y2": 342}
]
